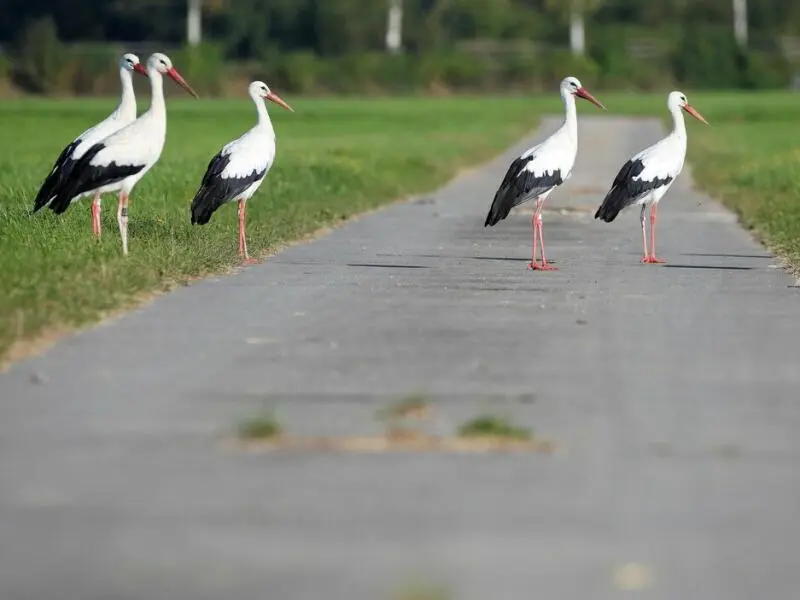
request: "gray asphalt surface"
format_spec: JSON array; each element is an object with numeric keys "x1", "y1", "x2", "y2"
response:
[{"x1": 1, "y1": 116, "x2": 799, "y2": 599}]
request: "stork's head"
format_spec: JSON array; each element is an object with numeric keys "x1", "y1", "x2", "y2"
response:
[
  {"x1": 561, "y1": 76, "x2": 606, "y2": 110},
  {"x1": 668, "y1": 91, "x2": 709, "y2": 125},
  {"x1": 120, "y1": 53, "x2": 146, "y2": 76},
  {"x1": 249, "y1": 80, "x2": 294, "y2": 112},
  {"x1": 146, "y1": 52, "x2": 199, "y2": 98}
]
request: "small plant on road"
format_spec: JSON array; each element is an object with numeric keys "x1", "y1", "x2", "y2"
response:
[
  {"x1": 458, "y1": 414, "x2": 531, "y2": 441},
  {"x1": 376, "y1": 393, "x2": 431, "y2": 422},
  {"x1": 237, "y1": 410, "x2": 283, "y2": 440}
]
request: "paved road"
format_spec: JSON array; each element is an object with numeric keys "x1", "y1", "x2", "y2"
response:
[{"x1": 1, "y1": 116, "x2": 799, "y2": 600}]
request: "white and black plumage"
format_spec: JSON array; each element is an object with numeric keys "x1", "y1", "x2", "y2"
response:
[
  {"x1": 594, "y1": 90, "x2": 709, "y2": 264},
  {"x1": 31, "y1": 53, "x2": 146, "y2": 237},
  {"x1": 190, "y1": 80, "x2": 293, "y2": 263},
  {"x1": 484, "y1": 76, "x2": 606, "y2": 270},
  {"x1": 46, "y1": 53, "x2": 198, "y2": 255}
]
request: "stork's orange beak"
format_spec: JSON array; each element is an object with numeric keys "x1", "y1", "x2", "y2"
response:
[
  {"x1": 683, "y1": 103, "x2": 709, "y2": 125},
  {"x1": 166, "y1": 67, "x2": 199, "y2": 98},
  {"x1": 266, "y1": 90, "x2": 294, "y2": 112},
  {"x1": 133, "y1": 63, "x2": 147, "y2": 76},
  {"x1": 576, "y1": 87, "x2": 607, "y2": 111}
]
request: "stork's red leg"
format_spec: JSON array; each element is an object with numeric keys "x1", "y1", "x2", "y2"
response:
[
  {"x1": 91, "y1": 192, "x2": 102, "y2": 239},
  {"x1": 116, "y1": 192, "x2": 129, "y2": 256},
  {"x1": 639, "y1": 204, "x2": 649, "y2": 263},
  {"x1": 237, "y1": 200, "x2": 245, "y2": 258},
  {"x1": 531, "y1": 199, "x2": 557, "y2": 271},
  {"x1": 643, "y1": 203, "x2": 665, "y2": 264},
  {"x1": 528, "y1": 212, "x2": 540, "y2": 270}
]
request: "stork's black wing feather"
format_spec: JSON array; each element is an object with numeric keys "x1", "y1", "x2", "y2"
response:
[
  {"x1": 190, "y1": 151, "x2": 266, "y2": 225},
  {"x1": 484, "y1": 155, "x2": 562, "y2": 227},
  {"x1": 47, "y1": 143, "x2": 145, "y2": 215},
  {"x1": 594, "y1": 159, "x2": 673, "y2": 223},
  {"x1": 32, "y1": 139, "x2": 81, "y2": 213}
]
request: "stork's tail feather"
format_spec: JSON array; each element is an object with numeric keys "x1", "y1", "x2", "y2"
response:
[
  {"x1": 484, "y1": 187, "x2": 513, "y2": 227},
  {"x1": 190, "y1": 187, "x2": 223, "y2": 225},
  {"x1": 32, "y1": 160, "x2": 76, "y2": 213},
  {"x1": 594, "y1": 188, "x2": 627, "y2": 223},
  {"x1": 47, "y1": 144, "x2": 105, "y2": 215}
]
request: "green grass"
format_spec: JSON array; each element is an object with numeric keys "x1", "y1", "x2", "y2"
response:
[
  {"x1": 236, "y1": 410, "x2": 283, "y2": 440},
  {"x1": 457, "y1": 414, "x2": 531, "y2": 440},
  {"x1": 0, "y1": 95, "x2": 540, "y2": 360}
]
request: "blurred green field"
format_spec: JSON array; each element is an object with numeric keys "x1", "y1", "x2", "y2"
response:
[{"x1": 0, "y1": 90, "x2": 797, "y2": 362}]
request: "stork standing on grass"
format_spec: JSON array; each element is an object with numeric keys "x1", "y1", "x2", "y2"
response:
[
  {"x1": 594, "y1": 91, "x2": 709, "y2": 264},
  {"x1": 190, "y1": 80, "x2": 293, "y2": 263},
  {"x1": 484, "y1": 76, "x2": 606, "y2": 270},
  {"x1": 45, "y1": 53, "x2": 199, "y2": 255},
  {"x1": 31, "y1": 53, "x2": 147, "y2": 237}
]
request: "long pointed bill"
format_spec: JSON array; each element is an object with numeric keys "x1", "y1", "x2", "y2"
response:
[
  {"x1": 133, "y1": 63, "x2": 147, "y2": 76},
  {"x1": 576, "y1": 87, "x2": 607, "y2": 110},
  {"x1": 166, "y1": 67, "x2": 199, "y2": 98},
  {"x1": 683, "y1": 104, "x2": 709, "y2": 125},
  {"x1": 266, "y1": 91, "x2": 294, "y2": 112}
]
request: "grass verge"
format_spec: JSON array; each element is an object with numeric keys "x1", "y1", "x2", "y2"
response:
[{"x1": 0, "y1": 95, "x2": 541, "y2": 362}]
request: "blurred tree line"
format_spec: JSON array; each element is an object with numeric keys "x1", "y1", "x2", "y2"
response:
[{"x1": 0, "y1": 0, "x2": 797, "y2": 95}]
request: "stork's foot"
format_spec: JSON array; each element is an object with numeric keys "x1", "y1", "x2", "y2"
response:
[
  {"x1": 529, "y1": 261, "x2": 558, "y2": 271},
  {"x1": 240, "y1": 256, "x2": 260, "y2": 266},
  {"x1": 641, "y1": 255, "x2": 665, "y2": 264}
]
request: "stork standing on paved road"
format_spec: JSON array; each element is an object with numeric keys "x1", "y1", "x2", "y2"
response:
[
  {"x1": 594, "y1": 91, "x2": 709, "y2": 264},
  {"x1": 31, "y1": 53, "x2": 147, "y2": 237},
  {"x1": 189, "y1": 80, "x2": 293, "y2": 263},
  {"x1": 46, "y1": 53, "x2": 198, "y2": 255},
  {"x1": 484, "y1": 76, "x2": 606, "y2": 270}
]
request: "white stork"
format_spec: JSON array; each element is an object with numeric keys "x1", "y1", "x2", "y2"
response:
[
  {"x1": 484, "y1": 76, "x2": 606, "y2": 270},
  {"x1": 46, "y1": 52, "x2": 198, "y2": 255},
  {"x1": 594, "y1": 90, "x2": 709, "y2": 264},
  {"x1": 189, "y1": 80, "x2": 293, "y2": 263},
  {"x1": 32, "y1": 53, "x2": 147, "y2": 237}
]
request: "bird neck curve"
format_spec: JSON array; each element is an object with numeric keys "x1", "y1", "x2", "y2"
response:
[
  {"x1": 670, "y1": 103, "x2": 687, "y2": 141},
  {"x1": 115, "y1": 67, "x2": 136, "y2": 120},
  {"x1": 562, "y1": 90, "x2": 578, "y2": 142},
  {"x1": 252, "y1": 92, "x2": 275, "y2": 137},
  {"x1": 147, "y1": 68, "x2": 166, "y2": 119}
]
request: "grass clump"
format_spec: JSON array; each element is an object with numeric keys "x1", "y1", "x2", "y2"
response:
[
  {"x1": 237, "y1": 411, "x2": 283, "y2": 440},
  {"x1": 457, "y1": 414, "x2": 531, "y2": 441},
  {"x1": 376, "y1": 393, "x2": 431, "y2": 422}
]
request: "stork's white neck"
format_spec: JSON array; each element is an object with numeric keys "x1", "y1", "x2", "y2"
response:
[
  {"x1": 670, "y1": 103, "x2": 687, "y2": 141},
  {"x1": 561, "y1": 90, "x2": 578, "y2": 142},
  {"x1": 114, "y1": 67, "x2": 136, "y2": 120},
  {"x1": 146, "y1": 67, "x2": 166, "y2": 119},
  {"x1": 251, "y1": 91, "x2": 275, "y2": 138}
]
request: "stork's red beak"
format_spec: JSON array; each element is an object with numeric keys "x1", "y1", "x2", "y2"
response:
[
  {"x1": 133, "y1": 63, "x2": 147, "y2": 76},
  {"x1": 682, "y1": 103, "x2": 709, "y2": 125},
  {"x1": 166, "y1": 67, "x2": 199, "y2": 98},
  {"x1": 266, "y1": 90, "x2": 294, "y2": 112},
  {"x1": 575, "y1": 87, "x2": 606, "y2": 110}
]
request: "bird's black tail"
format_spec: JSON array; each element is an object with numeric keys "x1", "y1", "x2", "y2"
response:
[
  {"x1": 190, "y1": 186, "x2": 226, "y2": 225},
  {"x1": 47, "y1": 144, "x2": 107, "y2": 215},
  {"x1": 31, "y1": 145, "x2": 79, "y2": 213},
  {"x1": 484, "y1": 186, "x2": 516, "y2": 227},
  {"x1": 594, "y1": 187, "x2": 627, "y2": 223}
]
